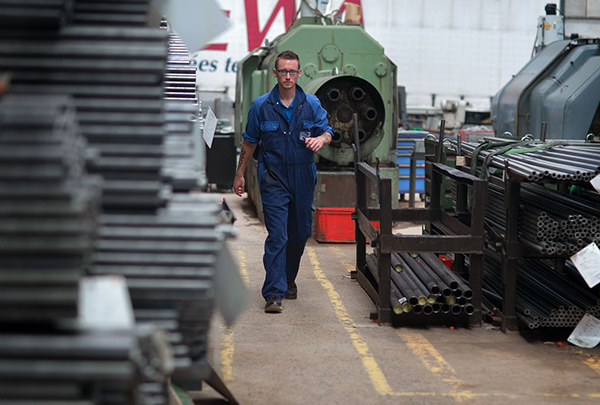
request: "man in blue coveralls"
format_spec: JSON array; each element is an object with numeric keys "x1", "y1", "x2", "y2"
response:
[{"x1": 233, "y1": 50, "x2": 333, "y2": 313}]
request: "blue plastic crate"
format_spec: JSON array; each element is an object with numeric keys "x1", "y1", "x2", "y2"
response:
[
  {"x1": 399, "y1": 178, "x2": 425, "y2": 194},
  {"x1": 398, "y1": 167, "x2": 425, "y2": 177}
]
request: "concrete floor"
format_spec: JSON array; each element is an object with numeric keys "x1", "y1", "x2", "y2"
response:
[{"x1": 192, "y1": 191, "x2": 600, "y2": 405}]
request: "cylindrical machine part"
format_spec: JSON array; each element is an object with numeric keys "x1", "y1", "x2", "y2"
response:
[
  {"x1": 332, "y1": 130, "x2": 343, "y2": 143},
  {"x1": 350, "y1": 86, "x2": 365, "y2": 101},
  {"x1": 327, "y1": 88, "x2": 341, "y2": 102},
  {"x1": 362, "y1": 106, "x2": 378, "y2": 121},
  {"x1": 336, "y1": 105, "x2": 353, "y2": 123}
]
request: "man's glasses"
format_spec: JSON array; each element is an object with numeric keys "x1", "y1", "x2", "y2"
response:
[{"x1": 276, "y1": 69, "x2": 300, "y2": 77}]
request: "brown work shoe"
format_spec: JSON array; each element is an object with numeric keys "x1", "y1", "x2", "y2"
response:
[
  {"x1": 264, "y1": 296, "x2": 282, "y2": 313},
  {"x1": 284, "y1": 281, "x2": 297, "y2": 300}
]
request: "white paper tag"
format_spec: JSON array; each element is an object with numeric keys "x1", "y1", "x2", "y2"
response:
[
  {"x1": 567, "y1": 314, "x2": 600, "y2": 348},
  {"x1": 203, "y1": 107, "x2": 217, "y2": 149},
  {"x1": 591, "y1": 173, "x2": 600, "y2": 193},
  {"x1": 79, "y1": 276, "x2": 135, "y2": 330},
  {"x1": 456, "y1": 156, "x2": 467, "y2": 167},
  {"x1": 570, "y1": 242, "x2": 600, "y2": 288}
]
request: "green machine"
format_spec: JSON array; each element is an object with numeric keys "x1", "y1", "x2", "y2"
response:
[{"x1": 234, "y1": 13, "x2": 398, "y2": 222}]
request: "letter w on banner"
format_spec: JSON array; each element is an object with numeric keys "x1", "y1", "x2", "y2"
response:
[{"x1": 244, "y1": 0, "x2": 364, "y2": 52}]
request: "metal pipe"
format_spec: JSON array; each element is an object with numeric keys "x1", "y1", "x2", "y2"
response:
[
  {"x1": 397, "y1": 252, "x2": 441, "y2": 296},
  {"x1": 419, "y1": 252, "x2": 459, "y2": 290}
]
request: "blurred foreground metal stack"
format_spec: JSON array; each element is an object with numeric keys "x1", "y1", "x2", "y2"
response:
[
  {"x1": 0, "y1": 0, "x2": 74, "y2": 29},
  {"x1": 72, "y1": 0, "x2": 161, "y2": 27},
  {"x1": 0, "y1": 95, "x2": 173, "y2": 404},
  {"x1": 0, "y1": 326, "x2": 172, "y2": 405},
  {"x1": 0, "y1": 95, "x2": 100, "y2": 323},
  {"x1": 91, "y1": 197, "x2": 221, "y2": 375},
  {"x1": 0, "y1": 0, "x2": 170, "y2": 213},
  {"x1": 1, "y1": 1, "x2": 241, "y2": 401}
]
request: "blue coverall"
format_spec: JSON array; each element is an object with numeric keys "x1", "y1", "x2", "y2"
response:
[{"x1": 243, "y1": 85, "x2": 333, "y2": 300}]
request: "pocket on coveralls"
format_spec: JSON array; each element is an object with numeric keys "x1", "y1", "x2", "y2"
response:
[{"x1": 300, "y1": 120, "x2": 314, "y2": 144}]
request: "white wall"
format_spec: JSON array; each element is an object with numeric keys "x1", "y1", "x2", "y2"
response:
[
  {"x1": 565, "y1": 0, "x2": 600, "y2": 38},
  {"x1": 192, "y1": 0, "x2": 551, "y2": 111},
  {"x1": 364, "y1": 0, "x2": 549, "y2": 110}
]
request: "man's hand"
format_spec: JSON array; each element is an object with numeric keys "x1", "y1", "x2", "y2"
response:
[
  {"x1": 305, "y1": 133, "x2": 331, "y2": 152},
  {"x1": 233, "y1": 175, "x2": 245, "y2": 197}
]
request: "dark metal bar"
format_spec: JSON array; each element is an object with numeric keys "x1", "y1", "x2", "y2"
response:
[
  {"x1": 501, "y1": 180, "x2": 520, "y2": 332},
  {"x1": 365, "y1": 208, "x2": 437, "y2": 223},
  {"x1": 357, "y1": 162, "x2": 381, "y2": 183},
  {"x1": 540, "y1": 121, "x2": 547, "y2": 142},
  {"x1": 436, "y1": 119, "x2": 446, "y2": 163},
  {"x1": 356, "y1": 208, "x2": 379, "y2": 243},
  {"x1": 380, "y1": 235, "x2": 484, "y2": 254},
  {"x1": 409, "y1": 150, "x2": 416, "y2": 208}
]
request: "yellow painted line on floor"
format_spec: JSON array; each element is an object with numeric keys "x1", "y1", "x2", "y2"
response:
[
  {"x1": 328, "y1": 245, "x2": 345, "y2": 257},
  {"x1": 396, "y1": 329, "x2": 474, "y2": 403},
  {"x1": 584, "y1": 356, "x2": 600, "y2": 375},
  {"x1": 237, "y1": 249, "x2": 249, "y2": 286},
  {"x1": 326, "y1": 245, "x2": 355, "y2": 273},
  {"x1": 220, "y1": 325, "x2": 234, "y2": 382},
  {"x1": 309, "y1": 247, "x2": 600, "y2": 401},
  {"x1": 219, "y1": 249, "x2": 250, "y2": 383},
  {"x1": 307, "y1": 247, "x2": 394, "y2": 395}
]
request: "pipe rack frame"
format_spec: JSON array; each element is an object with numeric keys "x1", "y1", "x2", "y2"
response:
[
  {"x1": 353, "y1": 161, "x2": 487, "y2": 326},
  {"x1": 486, "y1": 173, "x2": 584, "y2": 333},
  {"x1": 467, "y1": 154, "x2": 597, "y2": 333}
]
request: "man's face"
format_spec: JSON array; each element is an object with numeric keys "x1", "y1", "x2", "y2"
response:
[{"x1": 274, "y1": 59, "x2": 301, "y2": 91}]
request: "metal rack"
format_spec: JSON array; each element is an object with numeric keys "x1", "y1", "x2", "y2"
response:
[
  {"x1": 353, "y1": 155, "x2": 487, "y2": 325},
  {"x1": 460, "y1": 139, "x2": 600, "y2": 332}
]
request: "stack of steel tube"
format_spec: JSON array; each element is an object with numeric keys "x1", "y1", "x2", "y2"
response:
[
  {"x1": 160, "y1": 18, "x2": 207, "y2": 192},
  {"x1": 0, "y1": 95, "x2": 101, "y2": 323},
  {"x1": 485, "y1": 181, "x2": 599, "y2": 256},
  {"x1": 482, "y1": 252, "x2": 599, "y2": 329},
  {"x1": 460, "y1": 141, "x2": 600, "y2": 182},
  {"x1": 518, "y1": 183, "x2": 599, "y2": 255},
  {"x1": 367, "y1": 252, "x2": 476, "y2": 317}
]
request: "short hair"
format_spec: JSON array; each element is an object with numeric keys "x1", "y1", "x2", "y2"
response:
[{"x1": 275, "y1": 50, "x2": 300, "y2": 70}]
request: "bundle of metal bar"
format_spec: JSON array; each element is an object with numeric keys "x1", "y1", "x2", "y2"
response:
[
  {"x1": 0, "y1": 325, "x2": 172, "y2": 404},
  {"x1": 72, "y1": 0, "x2": 160, "y2": 27},
  {"x1": 0, "y1": 95, "x2": 101, "y2": 324},
  {"x1": 485, "y1": 180, "x2": 599, "y2": 256},
  {"x1": 0, "y1": 0, "x2": 73, "y2": 30},
  {"x1": 519, "y1": 184, "x2": 599, "y2": 255},
  {"x1": 461, "y1": 141, "x2": 600, "y2": 182},
  {"x1": 366, "y1": 253, "x2": 413, "y2": 313},
  {"x1": 482, "y1": 252, "x2": 599, "y2": 329},
  {"x1": 1, "y1": 3, "x2": 232, "y2": 392},
  {"x1": 367, "y1": 251, "x2": 476, "y2": 317},
  {"x1": 0, "y1": 5, "x2": 171, "y2": 212},
  {"x1": 90, "y1": 194, "x2": 222, "y2": 372}
]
